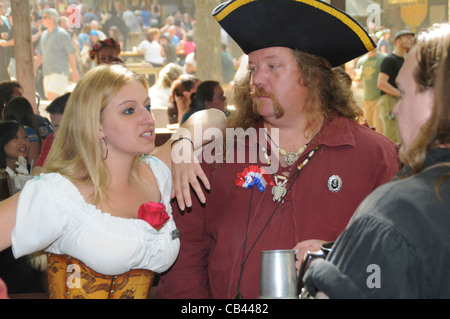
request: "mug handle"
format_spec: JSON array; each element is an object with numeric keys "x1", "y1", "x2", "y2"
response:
[
  {"x1": 297, "y1": 242, "x2": 334, "y2": 298},
  {"x1": 297, "y1": 250, "x2": 326, "y2": 297}
]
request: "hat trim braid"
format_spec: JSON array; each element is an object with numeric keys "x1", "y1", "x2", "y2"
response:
[
  {"x1": 213, "y1": 0, "x2": 375, "y2": 52},
  {"x1": 214, "y1": 0, "x2": 256, "y2": 21}
]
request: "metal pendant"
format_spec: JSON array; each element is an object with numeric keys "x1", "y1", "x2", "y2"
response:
[
  {"x1": 272, "y1": 175, "x2": 287, "y2": 202},
  {"x1": 283, "y1": 152, "x2": 299, "y2": 166},
  {"x1": 327, "y1": 175, "x2": 342, "y2": 192}
]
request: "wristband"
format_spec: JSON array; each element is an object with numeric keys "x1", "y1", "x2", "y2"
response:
[{"x1": 170, "y1": 136, "x2": 194, "y2": 149}]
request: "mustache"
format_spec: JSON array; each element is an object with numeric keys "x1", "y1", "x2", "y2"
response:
[
  {"x1": 250, "y1": 86, "x2": 276, "y2": 99},
  {"x1": 250, "y1": 87, "x2": 284, "y2": 118}
]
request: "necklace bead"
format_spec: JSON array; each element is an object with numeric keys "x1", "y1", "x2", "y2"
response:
[{"x1": 265, "y1": 131, "x2": 308, "y2": 166}]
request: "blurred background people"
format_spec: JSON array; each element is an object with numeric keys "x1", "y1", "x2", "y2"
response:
[
  {"x1": 148, "y1": 63, "x2": 183, "y2": 108},
  {"x1": 0, "y1": 80, "x2": 52, "y2": 140},
  {"x1": 0, "y1": 120, "x2": 47, "y2": 295},
  {"x1": 0, "y1": 120, "x2": 29, "y2": 174},
  {"x1": 377, "y1": 30, "x2": 415, "y2": 144},
  {"x1": 377, "y1": 29, "x2": 391, "y2": 54},
  {"x1": 89, "y1": 38, "x2": 123, "y2": 66},
  {"x1": 34, "y1": 8, "x2": 79, "y2": 101},
  {"x1": 138, "y1": 27, "x2": 164, "y2": 68},
  {"x1": 3, "y1": 96, "x2": 42, "y2": 165},
  {"x1": 355, "y1": 34, "x2": 386, "y2": 133},
  {"x1": 180, "y1": 80, "x2": 226, "y2": 124},
  {"x1": 167, "y1": 74, "x2": 199, "y2": 124},
  {"x1": 33, "y1": 93, "x2": 70, "y2": 174}
]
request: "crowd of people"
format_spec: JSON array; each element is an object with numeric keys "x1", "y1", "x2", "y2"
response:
[
  {"x1": 24, "y1": 2, "x2": 233, "y2": 126},
  {"x1": 0, "y1": 0, "x2": 449, "y2": 300},
  {"x1": 352, "y1": 27, "x2": 415, "y2": 144}
]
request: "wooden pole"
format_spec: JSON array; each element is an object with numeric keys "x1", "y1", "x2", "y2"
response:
[
  {"x1": 194, "y1": 0, "x2": 222, "y2": 83},
  {"x1": 330, "y1": 0, "x2": 346, "y2": 11},
  {"x1": 11, "y1": 0, "x2": 36, "y2": 112},
  {"x1": 331, "y1": 0, "x2": 347, "y2": 70}
]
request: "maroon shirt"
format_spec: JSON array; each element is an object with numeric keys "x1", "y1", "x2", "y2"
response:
[
  {"x1": 157, "y1": 117, "x2": 401, "y2": 299},
  {"x1": 36, "y1": 132, "x2": 55, "y2": 167}
]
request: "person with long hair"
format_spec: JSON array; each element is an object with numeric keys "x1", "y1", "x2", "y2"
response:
[
  {"x1": 303, "y1": 23, "x2": 450, "y2": 299},
  {"x1": 89, "y1": 37, "x2": 123, "y2": 66},
  {"x1": 167, "y1": 74, "x2": 200, "y2": 124},
  {"x1": 3, "y1": 96, "x2": 42, "y2": 165},
  {"x1": 0, "y1": 80, "x2": 53, "y2": 140},
  {"x1": 0, "y1": 121, "x2": 47, "y2": 295},
  {"x1": 108, "y1": 26, "x2": 123, "y2": 50},
  {"x1": 180, "y1": 80, "x2": 227, "y2": 124},
  {"x1": 0, "y1": 120, "x2": 29, "y2": 173},
  {"x1": 148, "y1": 62, "x2": 183, "y2": 109},
  {"x1": 0, "y1": 80, "x2": 21, "y2": 116},
  {"x1": 0, "y1": 64, "x2": 224, "y2": 299}
]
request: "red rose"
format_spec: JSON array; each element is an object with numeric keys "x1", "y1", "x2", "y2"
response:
[{"x1": 138, "y1": 202, "x2": 170, "y2": 231}]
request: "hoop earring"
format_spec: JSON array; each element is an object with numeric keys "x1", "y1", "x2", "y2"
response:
[{"x1": 101, "y1": 137, "x2": 109, "y2": 160}]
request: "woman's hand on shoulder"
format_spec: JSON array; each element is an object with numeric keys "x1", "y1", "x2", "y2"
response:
[
  {"x1": 170, "y1": 153, "x2": 209, "y2": 211},
  {"x1": 151, "y1": 137, "x2": 210, "y2": 211}
]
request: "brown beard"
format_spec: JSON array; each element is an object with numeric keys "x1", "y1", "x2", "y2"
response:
[{"x1": 250, "y1": 86, "x2": 285, "y2": 118}]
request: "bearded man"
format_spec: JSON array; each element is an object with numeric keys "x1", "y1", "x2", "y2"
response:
[{"x1": 156, "y1": 0, "x2": 401, "y2": 299}]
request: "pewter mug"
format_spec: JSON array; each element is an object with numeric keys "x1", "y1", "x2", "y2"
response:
[{"x1": 259, "y1": 249, "x2": 298, "y2": 299}]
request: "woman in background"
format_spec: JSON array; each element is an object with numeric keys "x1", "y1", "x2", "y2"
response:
[
  {"x1": 167, "y1": 74, "x2": 199, "y2": 124},
  {"x1": 3, "y1": 97, "x2": 42, "y2": 165},
  {"x1": 0, "y1": 120, "x2": 46, "y2": 295},
  {"x1": 148, "y1": 63, "x2": 183, "y2": 108},
  {"x1": 180, "y1": 80, "x2": 227, "y2": 124},
  {"x1": 0, "y1": 120, "x2": 30, "y2": 174},
  {"x1": 89, "y1": 38, "x2": 123, "y2": 66}
]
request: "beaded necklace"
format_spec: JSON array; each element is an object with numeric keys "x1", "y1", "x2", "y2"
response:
[
  {"x1": 265, "y1": 131, "x2": 308, "y2": 166},
  {"x1": 262, "y1": 131, "x2": 319, "y2": 202},
  {"x1": 262, "y1": 146, "x2": 318, "y2": 201}
]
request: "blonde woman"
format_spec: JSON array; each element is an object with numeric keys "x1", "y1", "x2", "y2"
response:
[
  {"x1": 0, "y1": 64, "x2": 223, "y2": 298},
  {"x1": 148, "y1": 63, "x2": 183, "y2": 108}
]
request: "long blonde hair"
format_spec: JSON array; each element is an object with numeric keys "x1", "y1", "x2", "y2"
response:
[{"x1": 43, "y1": 64, "x2": 148, "y2": 204}]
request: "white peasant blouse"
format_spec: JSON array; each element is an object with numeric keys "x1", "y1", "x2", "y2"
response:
[{"x1": 11, "y1": 155, "x2": 180, "y2": 275}]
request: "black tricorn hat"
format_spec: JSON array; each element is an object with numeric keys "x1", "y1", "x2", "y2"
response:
[{"x1": 213, "y1": 0, "x2": 375, "y2": 67}]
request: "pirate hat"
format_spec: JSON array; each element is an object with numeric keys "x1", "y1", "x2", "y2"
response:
[{"x1": 213, "y1": 0, "x2": 375, "y2": 67}]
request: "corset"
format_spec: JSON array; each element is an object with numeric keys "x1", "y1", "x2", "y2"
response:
[{"x1": 46, "y1": 253, "x2": 155, "y2": 299}]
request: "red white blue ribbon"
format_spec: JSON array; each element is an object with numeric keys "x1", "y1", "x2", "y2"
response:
[{"x1": 235, "y1": 165, "x2": 274, "y2": 192}]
